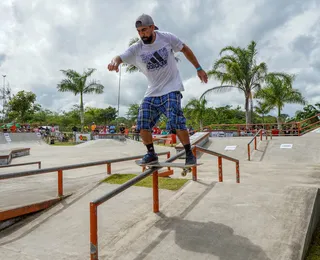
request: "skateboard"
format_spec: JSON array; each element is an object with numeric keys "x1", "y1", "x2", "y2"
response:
[{"x1": 135, "y1": 160, "x2": 202, "y2": 176}]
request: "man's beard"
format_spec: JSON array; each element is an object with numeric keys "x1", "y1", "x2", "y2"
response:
[{"x1": 141, "y1": 34, "x2": 154, "y2": 44}]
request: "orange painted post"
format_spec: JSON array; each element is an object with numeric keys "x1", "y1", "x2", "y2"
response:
[
  {"x1": 247, "y1": 144, "x2": 251, "y2": 161},
  {"x1": 192, "y1": 147, "x2": 197, "y2": 181},
  {"x1": 90, "y1": 202, "x2": 98, "y2": 260},
  {"x1": 167, "y1": 152, "x2": 171, "y2": 171},
  {"x1": 107, "y1": 163, "x2": 111, "y2": 175},
  {"x1": 260, "y1": 130, "x2": 263, "y2": 141},
  {"x1": 153, "y1": 171, "x2": 159, "y2": 213},
  {"x1": 218, "y1": 156, "x2": 223, "y2": 182},
  {"x1": 254, "y1": 136, "x2": 257, "y2": 150},
  {"x1": 236, "y1": 162, "x2": 240, "y2": 183},
  {"x1": 58, "y1": 170, "x2": 63, "y2": 197}
]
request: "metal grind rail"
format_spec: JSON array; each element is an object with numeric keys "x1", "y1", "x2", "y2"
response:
[
  {"x1": 247, "y1": 129, "x2": 272, "y2": 161},
  {"x1": 89, "y1": 147, "x2": 196, "y2": 260},
  {"x1": 0, "y1": 152, "x2": 170, "y2": 198},
  {"x1": 89, "y1": 145, "x2": 240, "y2": 259},
  {"x1": 0, "y1": 161, "x2": 41, "y2": 169},
  {"x1": 194, "y1": 146, "x2": 240, "y2": 183}
]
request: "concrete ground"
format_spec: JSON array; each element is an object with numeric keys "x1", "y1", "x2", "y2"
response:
[{"x1": 0, "y1": 133, "x2": 319, "y2": 260}]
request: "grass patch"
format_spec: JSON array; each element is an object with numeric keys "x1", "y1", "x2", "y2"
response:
[
  {"x1": 102, "y1": 174, "x2": 189, "y2": 191},
  {"x1": 306, "y1": 223, "x2": 320, "y2": 260}
]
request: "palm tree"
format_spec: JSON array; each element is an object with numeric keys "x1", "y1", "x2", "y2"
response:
[
  {"x1": 57, "y1": 68, "x2": 104, "y2": 130},
  {"x1": 255, "y1": 74, "x2": 306, "y2": 128},
  {"x1": 200, "y1": 41, "x2": 267, "y2": 126},
  {"x1": 123, "y1": 37, "x2": 180, "y2": 73},
  {"x1": 184, "y1": 98, "x2": 207, "y2": 130},
  {"x1": 254, "y1": 100, "x2": 272, "y2": 124}
]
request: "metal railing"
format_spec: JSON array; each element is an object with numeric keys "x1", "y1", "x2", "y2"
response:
[
  {"x1": 89, "y1": 148, "x2": 191, "y2": 260},
  {"x1": 0, "y1": 152, "x2": 170, "y2": 197},
  {"x1": 195, "y1": 146, "x2": 240, "y2": 183},
  {"x1": 0, "y1": 161, "x2": 41, "y2": 169},
  {"x1": 89, "y1": 145, "x2": 240, "y2": 259},
  {"x1": 247, "y1": 129, "x2": 272, "y2": 161}
]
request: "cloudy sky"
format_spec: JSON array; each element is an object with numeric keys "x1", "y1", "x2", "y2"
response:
[{"x1": 0, "y1": 0, "x2": 319, "y2": 118}]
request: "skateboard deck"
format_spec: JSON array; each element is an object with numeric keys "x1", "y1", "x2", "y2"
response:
[{"x1": 135, "y1": 160, "x2": 202, "y2": 176}]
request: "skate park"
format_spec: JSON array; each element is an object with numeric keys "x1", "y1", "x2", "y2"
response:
[{"x1": 0, "y1": 123, "x2": 319, "y2": 260}]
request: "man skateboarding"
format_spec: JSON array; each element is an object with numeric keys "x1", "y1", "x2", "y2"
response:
[{"x1": 107, "y1": 14, "x2": 208, "y2": 165}]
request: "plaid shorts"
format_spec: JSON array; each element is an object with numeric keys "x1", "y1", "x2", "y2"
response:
[{"x1": 137, "y1": 91, "x2": 187, "y2": 131}]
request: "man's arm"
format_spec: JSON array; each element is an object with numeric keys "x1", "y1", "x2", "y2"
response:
[
  {"x1": 180, "y1": 44, "x2": 201, "y2": 69},
  {"x1": 180, "y1": 44, "x2": 208, "y2": 83}
]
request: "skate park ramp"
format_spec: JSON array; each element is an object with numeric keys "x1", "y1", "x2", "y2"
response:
[
  {"x1": 0, "y1": 133, "x2": 44, "y2": 146},
  {"x1": 259, "y1": 134, "x2": 320, "y2": 164},
  {"x1": 0, "y1": 135, "x2": 320, "y2": 260}
]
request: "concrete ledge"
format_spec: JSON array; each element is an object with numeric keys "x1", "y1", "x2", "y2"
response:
[
  {"x1": 302, "y1": 188, "x2": 320, "y2": 260},
  {"x1": 0, "y1": 148, "x2": 30, "y2": 166}
]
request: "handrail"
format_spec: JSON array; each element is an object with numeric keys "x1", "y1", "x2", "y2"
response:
[
  {"x1": 247, "y1": 129, "x2": 272, "y2": 161},
  {"x1": 0, "y1": 161, "x2": 41, "y2": 169},
  {"x1": 89, "y1": 147, "x2": 192, "y2": 260},
  {"x1": 300, "y1": 120, "x2": 320, "y2": 131},
  {"x1": 0, "y1": 152, "x2": 169, "y2": 180},
  {"x1": 298, "y1": 113, "x2": 320, "y2": 124},
  {"x1": 0, "y1": 151, "x2": 170, "y2": 198},
  {"x1": 195, "y1": 146, "x2": 240, "y2": 183}
]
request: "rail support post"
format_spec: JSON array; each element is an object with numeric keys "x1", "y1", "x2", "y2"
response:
[
  {"x1": 260, "y1": 130, "x2": 263, "y2": 141},
  {"x1": 236, "y1": 162, "x2": 240, "y2": 183},
  {"x1": 90, "y1": 202, "x2": 98, "y2": 260},
  {"x1": 254, "y1": 137, "x2": 257, "y2": 150},
  {"x1": 192, "y1": 147, "x2": 197, "y2": 181},
  {"x1": 247, "y1": 144, "x2": 251, "y2": 161},
  {"x1": 218, "y1": 156, "x2": 223, "y2": 182},
  {"x1": 58, "y1": 170, "x2": 63, "y2": 196},
  {"x1": 107, "y1": 163, "x2": 111, "y2": 175},
  {"x1": 167, "y1": 152, "x2": 171, "y2": 171},
  {"x1": 153, "y1": 170, "x2": 159, "y2": 213}
]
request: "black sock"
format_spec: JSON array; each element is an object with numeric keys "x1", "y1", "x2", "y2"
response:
[
  {"x1": 184, "y1": 143, "x2": 192, "y2": 156},
  {"x1": 146, "y1": 143, "x2": 155, "y2": 154}
]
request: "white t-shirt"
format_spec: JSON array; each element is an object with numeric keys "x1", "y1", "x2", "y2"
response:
[{"x1": 119, "y1": 31, "x2": 185, "y2": 97}]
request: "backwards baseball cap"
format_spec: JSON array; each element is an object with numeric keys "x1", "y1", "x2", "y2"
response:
[{"x1": 135, "y1": 14, "x2": 159, "y2": 30}]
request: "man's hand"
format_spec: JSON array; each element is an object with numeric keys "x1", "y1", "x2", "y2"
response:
[
  {"x1": 197, "y1": 69, "x2": 208, "y2": 83},
  {"x1": 107, "y1": 56, "x2": 122, "y2": 72}
]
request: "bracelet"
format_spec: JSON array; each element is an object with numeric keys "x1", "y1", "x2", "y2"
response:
[{"x1": 196, "y1": 66, "x2": 202, "y2": 71}]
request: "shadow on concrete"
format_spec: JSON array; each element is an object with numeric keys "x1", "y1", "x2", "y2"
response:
[
  {"x1": 158, "y1": 215, "x2": 270, "y2": 260},
  {"x1": 132, "y1": 180, "x2": 270, "y2": 260}
]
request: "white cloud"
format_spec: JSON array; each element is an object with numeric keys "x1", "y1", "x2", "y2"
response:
[{"x1": 0, "y1": 0, "x2": 319, "y2": 119}]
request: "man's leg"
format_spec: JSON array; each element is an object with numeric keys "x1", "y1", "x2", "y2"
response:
[
  {"x1": 165, "y1": 92, "x2": 196, "y2": 164},
  {"x1": 140, "y1": 129, "x2": 156, "y2": 154},
  {"x1": 137, "y1": 97, "x2": 161, "y2": 164},
  {"x1": 176, "y1": 129, "x2": 196, "y2": 164}
]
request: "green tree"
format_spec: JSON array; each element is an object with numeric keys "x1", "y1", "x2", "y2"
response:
[
  {"x1": 84, "y1": 106, "x2": 117, "y2": 125},
  {"x1": 255, "y1": 74, "x2": 306, "y2": 127},
  {"x1": 254, "y1": 100, "x2": 272, "y2": 124},
  {"x1": 57, "y1": 68, "x2": 104, "y2": 130},
  {"x1": 7, "y1": 90, "x2": 40, "y2": 122},
  {"x1": 184, "y1": 98, "x2": 207, "y2": 130},
  {"x1": 201, "y1": 41, "x2": 268, "y2": 126},
  {"x1": 295, "y1": 104, "x2": 320, "y2": 121},
  {"x1": 126, "y1": 103, "x2": 140, "y2": 121}
]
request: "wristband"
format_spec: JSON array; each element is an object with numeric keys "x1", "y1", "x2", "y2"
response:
[{"x1": 196, "y1": 66, "x2": 202, "y2": 71}]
